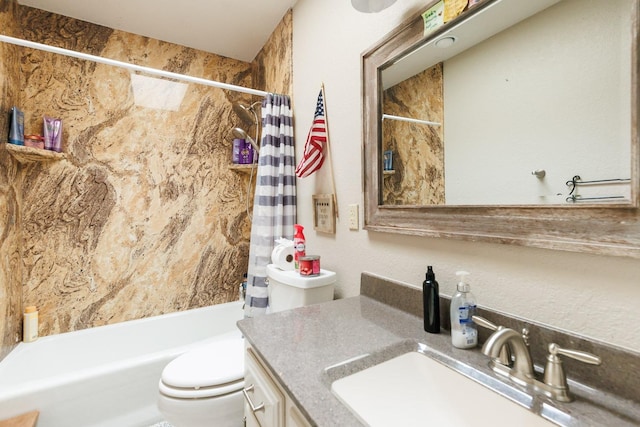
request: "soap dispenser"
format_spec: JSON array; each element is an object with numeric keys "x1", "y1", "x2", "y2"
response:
[
  {"x1": 423, "y1": 266, "x2": 440, "y2": 333},
  {"x1": 449, "y1": 271, "x2": 478, "y2": 349}
]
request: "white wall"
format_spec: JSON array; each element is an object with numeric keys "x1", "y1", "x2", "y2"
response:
[
  {"x1": 444, "y1": 0, "x2": 631, "y2": 205},
  {"x1": 292, "y1": 0, "x2": 640, "y2": 353}
]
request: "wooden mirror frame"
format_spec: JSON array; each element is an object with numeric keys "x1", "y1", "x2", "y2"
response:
[{"x1": 362, "y1": 0, "x2": 640, "y2": 258}]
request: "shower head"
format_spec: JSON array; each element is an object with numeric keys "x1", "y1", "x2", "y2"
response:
[
  {"x1": 232, "y1": 127, "x2": 260, "y2": 154},
  {"x1": 232, "y1": 101, "x2": 260, "y2": 125},
  {"x1": 232, "y1": 127, "x2": 249, "y2": 140},
  {"x1": 233, "y1": 104, "x2": 256, "y2": 125}
]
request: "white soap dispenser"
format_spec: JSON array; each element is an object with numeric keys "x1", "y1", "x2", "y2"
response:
[{"x1": 450, "y1": 271, "x2": 477, "y2": 349}]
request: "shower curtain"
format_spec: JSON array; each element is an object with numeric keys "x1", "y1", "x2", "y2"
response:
[{"x1": 244, "y1": 94, "x2": 296, "y2": 317}]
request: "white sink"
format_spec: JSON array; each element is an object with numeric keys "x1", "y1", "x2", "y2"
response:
[{"x1": 331, "y1": 351, "x2": 556, "y2": 427}]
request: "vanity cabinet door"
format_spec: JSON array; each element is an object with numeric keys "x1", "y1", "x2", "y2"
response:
[
  {"x1": 244, "y1": 408, "x2": 260, "y2": 427},
  {"x1": 244, "y1": 347, "x2": 284, "y2": 427},
  {"x1": 286, "y1": 399, "x2": 312, "y2": 427}
]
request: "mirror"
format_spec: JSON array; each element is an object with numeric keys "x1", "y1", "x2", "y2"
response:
[
  {"x1": 362, "y1": 0, "x2": 640, "y2": 257},
  {"x1": 380, "y1": 0, "x2": 631, "y2": 206}
]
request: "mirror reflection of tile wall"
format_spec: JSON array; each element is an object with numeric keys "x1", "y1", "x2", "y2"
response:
[{"x1": 382, "y1": 63, "x2": 445, "y2": 206}]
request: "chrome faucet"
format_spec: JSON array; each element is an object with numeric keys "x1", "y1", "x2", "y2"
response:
[
  {"x1": 478, "y1": 318, "x2": 602, "y2": 402},
  {"x1": 472, "y1": 316, "x2": 513, "y2": 368},
  {"x1": 482, "y1": 328, "x2": 535, "y2": 386}
]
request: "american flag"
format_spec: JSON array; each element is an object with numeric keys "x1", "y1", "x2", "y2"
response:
[{"x1": 295, "y1": 89, "x2": 327, "y2": 178}]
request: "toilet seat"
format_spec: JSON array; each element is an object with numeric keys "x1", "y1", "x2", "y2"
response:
[{"x1": 159, "y1": 334, "x2": 245, "y2": 399}]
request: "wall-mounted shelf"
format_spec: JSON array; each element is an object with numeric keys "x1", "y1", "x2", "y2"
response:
[
  {"x1": 229, "y1": 164, "x2": 258, "y2": 173},
  {"x1": 5, "y1": 143, "x2": 65, "y2": 164},
  {"x1": 383, "y1": 170, "x2": 396, "y2": 176}
]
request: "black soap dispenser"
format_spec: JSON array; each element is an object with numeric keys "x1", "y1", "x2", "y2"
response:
[{"x1": 423, "y1": 266, "x2": 440, "y2": 333}]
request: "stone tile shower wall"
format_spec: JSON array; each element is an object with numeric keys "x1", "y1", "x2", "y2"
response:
[
  {"x1": 253, "y1": 10, "x2": 293, "y2": 99},
  {"x1": 0, "y1": 0, "x2": 23, "y2": 360},
  {"x1": 0, "y1": 2, "x2": 292, "y2": 353}
]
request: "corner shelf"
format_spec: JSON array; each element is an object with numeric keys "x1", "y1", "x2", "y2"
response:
[
  {"x1": 5, "y1": 143, "x2": 65, "y2": 164},
  {"x1": 383, "y1": 169, "x2": 396, "y2": 176},
  {"x1": 229, "y1": 164, "x2": 258, "y2": 173}
]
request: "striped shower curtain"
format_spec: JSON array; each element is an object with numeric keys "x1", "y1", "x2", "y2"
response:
[{"x1": 244, "y1": 94, "x2": 296, "y2": 317}]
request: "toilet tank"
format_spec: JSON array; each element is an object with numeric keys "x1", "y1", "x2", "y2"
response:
[{"x1": 266, "y1": 264, "x2": 336, "y2": 313}]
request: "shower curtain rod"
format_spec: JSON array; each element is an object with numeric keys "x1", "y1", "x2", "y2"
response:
[
  {"x1": 382, "y1": 114, "x2": 441, "y2": 127},
  {"x1": 0, "y1": 35, "x2": 269, "y2": 97}
]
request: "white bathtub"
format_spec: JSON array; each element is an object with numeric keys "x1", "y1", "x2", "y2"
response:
[{"x1": 0, "y1": 301, "x2": 244, "y2": 427}]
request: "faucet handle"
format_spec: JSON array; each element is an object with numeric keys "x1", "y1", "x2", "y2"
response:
[
  {"x1": 542, "y1": 343, "x2": 601, "y2": 402},
  {"x1": 472, "y1": 316, "x2": 512, "y2": 367},
  {"x1": 472, "y1": 316, "x2": 530, "y2": 343},
  {"x1": 472, "y1": 315, "x2": 498, "y2": 331},
  {"x1": 547, "y1": 343, "x2": 601, "y2": 365}
]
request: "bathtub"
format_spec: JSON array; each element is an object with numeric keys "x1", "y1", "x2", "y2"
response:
[{"x1": 0, "y1": 301, "x2": 244, "y2": 427}]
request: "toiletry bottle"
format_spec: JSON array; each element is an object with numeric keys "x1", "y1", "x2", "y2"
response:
[
  {"x1": 450, "y1": 271, "x2": 477, "y2": 348},
  {"x1": 232, "y1": 138, "x2": 244, "y2": 164},
  {"x1": 423, "y1": 266, "x2": 440, "y2": 333},
  {"x1": 23, "y1": 306, "x2": 38, "y2": 343},
  {"x1": 293, "y1": 224, "x2": 306, "y2": 270},
  {"x1": 8, "y1": 107, "x2": 24, "y2": 146},
  {"x1": 239, "y1": 273, "x2": 247, "y2": 302}
]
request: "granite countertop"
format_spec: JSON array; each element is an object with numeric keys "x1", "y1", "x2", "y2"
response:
[{"x1": 237, "y1": 288, "x2": 640, "y2": 426}]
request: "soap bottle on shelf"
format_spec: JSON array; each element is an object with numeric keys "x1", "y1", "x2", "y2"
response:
[
  {"x1": 293, "y1": 224, "x2": 306, "y2": 271},
  {"x1": 450, "y1": 271, "x2": 477, "y2": 349},
  {"x1": 423, "y1": 266, "x2": 440, "y2": 333}
]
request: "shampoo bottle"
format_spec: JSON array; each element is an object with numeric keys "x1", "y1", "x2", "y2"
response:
[
  {"x1": 293, "y1": 224, "x2": 306, "y2": 270},
  {"x1": 23, "y1": 306, "x2": 38, "y2": 343},
  {"x1": 423, "y1": 266, "x2": 440, "y2": 333},
  {"x1": 450, "y1": 271, "x2": 477, "y2": 348}
]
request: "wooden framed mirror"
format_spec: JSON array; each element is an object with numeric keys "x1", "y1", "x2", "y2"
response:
[{"x1": 362, "y1": 0, "x2": 640, "y2": 258}]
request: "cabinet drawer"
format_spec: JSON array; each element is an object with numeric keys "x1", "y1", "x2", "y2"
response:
[{"x1": 244, "y1": 348, "x2": 284, "y2": 427}]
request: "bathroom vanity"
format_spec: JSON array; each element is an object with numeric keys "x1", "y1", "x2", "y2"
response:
[
  {"x1": 237, "y1": 273, "x2": 640, "y2": 426},
  {"x1": 243, "y1": 343, "x2": 311, "y2": 427}
]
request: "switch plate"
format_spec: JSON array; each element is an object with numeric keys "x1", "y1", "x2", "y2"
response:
[{"x1": 348, "y1": 204, "x2": 359, "y2": 230}]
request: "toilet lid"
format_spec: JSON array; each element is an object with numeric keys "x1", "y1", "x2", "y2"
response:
[{"x1": 160, "y1": 334, "x2": 245, "y2": 398}]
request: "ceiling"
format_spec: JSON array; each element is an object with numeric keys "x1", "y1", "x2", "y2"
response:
[{"x1": 17, "y1": 0, "x2": 297, "y2": 62}]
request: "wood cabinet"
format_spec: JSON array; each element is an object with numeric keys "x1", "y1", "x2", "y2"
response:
[{"x1": 243, "y1": 345, "x2": 311, "y2": 427}]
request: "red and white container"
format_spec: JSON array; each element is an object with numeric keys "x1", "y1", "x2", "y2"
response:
[{"x1": 299, "y1": 255, "x2": 320, "y2": 276}]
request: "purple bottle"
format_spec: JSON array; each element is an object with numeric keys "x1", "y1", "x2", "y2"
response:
[
  {"x1": 240, "y1": 143, "x2": 254, "y2": 164},
  {"x1": 232, "y1": 139, "x2": 245, "y2": 164}
]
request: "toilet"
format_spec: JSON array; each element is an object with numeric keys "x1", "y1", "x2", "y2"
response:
[
  {"x1": 157, "y1": 331, "x2": 245, "y2": 427},
  {"x1": 157, "y1": 265, "x2": 336, "y2": 427},
  {"x1": 266, "y1": 263, "x2": 337, "y2": 313}
]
